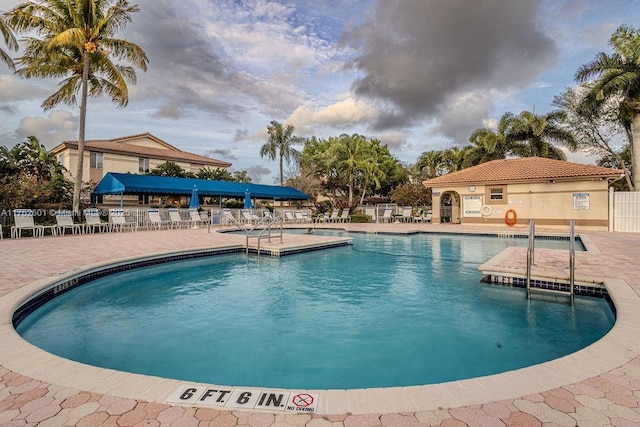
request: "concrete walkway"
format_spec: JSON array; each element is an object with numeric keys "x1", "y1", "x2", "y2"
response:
[{"x1": 1, "y1": 223, "x2": 639, "y2": 426}]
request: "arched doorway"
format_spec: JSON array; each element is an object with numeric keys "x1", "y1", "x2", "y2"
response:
[{"x1": 440, "y1": 191, "x2": 461, "y2": 224}]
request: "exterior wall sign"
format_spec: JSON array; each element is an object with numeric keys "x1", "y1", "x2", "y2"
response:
[
  {"x1": 463, "y1": 196, "x2": 482, "y2": 217},
  {"x1": 573, "y1": 193, "x2": 590, "y2": 210},
  {"x1": 166, "y1": 385, "x2": 319, "y2": 413}
]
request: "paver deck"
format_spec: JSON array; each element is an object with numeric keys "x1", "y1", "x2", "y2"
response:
[{"x1": 1, "y1": 222, "x2": 639, "y2": 426}]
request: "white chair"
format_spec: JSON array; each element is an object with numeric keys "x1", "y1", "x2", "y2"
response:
[
  {"x1": 241, "y1": 209, "x2": 259, "y2": 224},
  {"x1": 109, "y1": 209, "x2": 137, "y2": 232},
  {"x1": 400, "y1": 206, "x2": 413, "y2": 223},
  {"x1": 326, "y1": 209, "x2": 340, "y2": 223},
  {"x1": 379, "y1": 207, "x2": 394, "y2": 223},
  {"x1": 55, "y1": 210, "x2": 84, "y2": 235},
  {"x1": 337, "y1": 208, "x2": 351, "y2": 223},
  {"x1": 84, "y1": 208, "x2": 110, "y2": 233},
  {"x1": 189, "y1": 209, "x2": 206, "y2": 228},
  {"x1": 221, "y1": 208, "x2": 237, "y2": 225},
  {"x1": 147, "y1": 209, "x2": 168, "y2": 230},
  {"x1": 284, "y1": 210, "x2": 296, "y2": 223},
  {"x1": 167, "y1": 208, "x2": 188, "y2": 229},
  {"x1": 294, "y1": 210, "x2": 311, "y2": 223},
  {"x1": 11, "y1": 209, "x2": 45, "y2": 238}
]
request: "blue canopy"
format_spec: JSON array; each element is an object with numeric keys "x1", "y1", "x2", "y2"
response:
[{"x1": 93, "y1": 173, "x2": 310, "y2": 200}]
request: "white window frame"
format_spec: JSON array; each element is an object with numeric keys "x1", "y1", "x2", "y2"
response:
[{"x1": 90, "y1": 152, "x2": 103, "y2": 169}]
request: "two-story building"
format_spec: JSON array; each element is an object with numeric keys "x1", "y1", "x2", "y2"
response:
[{"x1": 51, "y1": 132, "x2": 232, "y2": 205}]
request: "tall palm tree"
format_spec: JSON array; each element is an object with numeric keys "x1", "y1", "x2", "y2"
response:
[
  {"x1": 327, "y1": 133, "x2": 370, "y2": 207},
  {"x1": 414, "y1": 150, "x2": 445, "y2": 180},
  {"x1": 464, "y1": 112, "x2": 515, "y2": 168},
  {"x1": 260, "y1": 120, "x2": 301, "y2": 185},
  {"x1": 509, "y1": 110, "x2": 578, "y2": 160},
  {"x1": 7, "y1": 0, "x2": 148, "y2": 212},
  {"x1": 442, "y1": 146, "x2": 469, "y2": 173},
  {"x1": 0, "y1": 14, "x2": 18, "y2": 70},
  {"x1": 575, "y1": 25, "x2": 640, "y2": 190}
]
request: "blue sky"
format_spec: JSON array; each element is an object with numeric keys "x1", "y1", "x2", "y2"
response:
[{"x1": 1, "y1": 0, "x2": 639, "y2": 183}]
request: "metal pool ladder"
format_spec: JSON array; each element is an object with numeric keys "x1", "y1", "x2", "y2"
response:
[{"x1": 526, "y1": 219, "x2": 575, "y2": 304}]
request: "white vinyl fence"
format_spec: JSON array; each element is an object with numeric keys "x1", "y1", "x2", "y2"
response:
[{"x1": 610, "y1": 190, "x2": 640, "y2": 232}]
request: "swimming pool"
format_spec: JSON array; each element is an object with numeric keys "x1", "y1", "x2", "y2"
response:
[{"x1": 16, "y1": 232, "x2": 612, "y2": 390}]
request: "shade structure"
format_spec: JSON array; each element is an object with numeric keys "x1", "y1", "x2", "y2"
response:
[
  {"x1": 244, "y1": 190, "x2": 252, "y2": 209},
  {"x1": 189, "y1": 186, "x2": 200, "y2": 209},
  {"x1": 92, "y1": 173, "x2": 310, "y2": 200}
]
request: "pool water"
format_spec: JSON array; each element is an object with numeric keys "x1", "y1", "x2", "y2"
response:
[{"x1": 16, "y1": 232, "x2": 612, "y2": 390}]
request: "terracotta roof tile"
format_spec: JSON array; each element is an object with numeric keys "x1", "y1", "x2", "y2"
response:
[
  {"x1": 52, "y1": 132, "x2": 232, "y2": 168},
  {"x1": 423, "y1": 157, "x2": 623, "y2": 186}
]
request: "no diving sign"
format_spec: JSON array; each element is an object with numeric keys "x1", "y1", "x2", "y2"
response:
[{"x1": 166, "y1": 385, "x2": 319, "y2": 413}]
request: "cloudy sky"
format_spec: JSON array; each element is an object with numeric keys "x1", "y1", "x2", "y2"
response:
[{"x1": 1, "y1": 0, "x2": 638, "y2": 183}]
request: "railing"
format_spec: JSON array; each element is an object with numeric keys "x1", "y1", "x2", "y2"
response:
[
  {"x1": 254, "y1": 216, "x2": 284, "y2": 257},
  {"x1": 526, "y1": 218, "x2": 575, "y2": 305}
]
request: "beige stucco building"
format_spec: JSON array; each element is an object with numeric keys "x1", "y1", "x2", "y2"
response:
[
  {"x1": 50, "y1": 132, "x2": 232, "y2": 206},
  {"x1": 423, "y1": 157, "x2": 623, "y2": 230}
]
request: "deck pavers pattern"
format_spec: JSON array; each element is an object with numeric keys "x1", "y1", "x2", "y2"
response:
[{"x1": 0, "y1": 223, "x2": 639, "y2": 426}]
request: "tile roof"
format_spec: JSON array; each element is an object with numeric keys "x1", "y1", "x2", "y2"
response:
[
  {"x1": 52, "y1": 132, "x2": 232, "y2": 168},
  {"x1": 423, "y1": 157, "x2": 623, "y2": 186}
]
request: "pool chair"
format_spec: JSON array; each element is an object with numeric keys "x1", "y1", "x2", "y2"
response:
[
  {"x1": 425, "y1": 211, "x2": 433, "y2": 223},
  {"x1": 55, "y1": 210, "x2": 84, "y2": 236},
  {"x1": 294, "y1": 210, "x2": 312, "y2": 223},
  {"x1": 326, "y1": 209, "x2": 340, "y2": 223},
  {"x1": 315, "y1": 212, "x2": 330, "y2": 223},
  {"x1": 167, "y1": 208, "x2": 189, "y2": 229},
  {"x1": 221, "y1": 208, "x2": 238, "y2": 226},
  {"x1": 337, "y1": 208, "x2": 351, "y2": 223},
  {"x1": 379, "y1": 207, "x2": 394, "y2": 223},
  {"x1": 400, "y1": 206, "x2": 413, "y2": 223},
  {"x1": 284, "y1": 210, "x2": 296, "y2": 223},
  {"x1": 189, "y1": 208, "x2": 206, "y2": 228},
  {"x1": 109, "y1": 209, "x2": 138, "y2": 232},
  {"x1": 11, "y1": 209, "x2": 46, "y2": 238},
  {"x1": 84, "y1": 209, "x2": 110, "y2": 233},
  {"x1": 147, "y1": 209, "x2": 169, "y2": 230},
  {"x1": 241, "y1": 209, "x2": 259, "y2": 224}
]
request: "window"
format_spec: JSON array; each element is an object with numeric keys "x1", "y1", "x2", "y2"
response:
[
  {"x1": 58, "y1": 153, "x2": 65, "y2": 165},
  {"x1": 138, "y1": 194, "x2": 149, "y2": 204},
  {"x1": 489, "y1": 187, "x2": 504, "y2": 201},
  {"x1": 139, "y1": 157, "x2": 149, "y2": 174},
  {"x1": 90, "y1": 152, "x2": 103, "y2": 169}
]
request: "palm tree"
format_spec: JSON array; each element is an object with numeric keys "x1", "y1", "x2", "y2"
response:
[
  {"x1": 414, "y1": 150, "x2": 445, "y2": 180},
  {"x1": 464, "y1": 113, "x2": 515, "y2": 168},
  {"x1": 0, "y1": 14, "x2": 18, "y2": 70},
  {"x1": 575, "y1": 25, "x2": 640, "y2": 190},
  {"x1": 7, "y1": 0, "x2": 148, "y2": 212},
  {"x1": 327, "y1": 133, "x2": 370, "y2": 207},
  {"x1": 260, "y1": 120, "x2": 301, "y2": 186},
  {"x1": 509, "y1": 110, "x2": 578, "y2": 160},
  {"x1": 442, "y1": 146, "x2": 469, "y2": 173}
]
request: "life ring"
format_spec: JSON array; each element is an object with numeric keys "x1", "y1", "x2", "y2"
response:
[
  {"x1": 480, "y1": 205, "x2": 492, "y2": 216},
  {"x1": 505, "y1": 209, "x2": 517, "y2": 227}
]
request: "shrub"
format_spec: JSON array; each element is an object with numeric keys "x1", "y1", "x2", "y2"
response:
[{"x1": 350, "y1": 214, "x2": 371, "y2": 223}]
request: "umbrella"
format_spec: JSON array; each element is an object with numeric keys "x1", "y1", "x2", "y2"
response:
[
  {"x1": 189, "y1": 185, "x2": 200, "y2": 209},
  {"x1": 244, "y1": 190, "x2": 252, "y2": 209}
]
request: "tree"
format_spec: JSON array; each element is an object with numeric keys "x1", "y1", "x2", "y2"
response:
[
  {"x1": 442, "y1": 146, "x2": 469, "y2": 173},
  {"x1": 575, "y1": 24, "x2": 640, "y2": 190},
  {"x1": 0, "y1": 13, "x2": 17, "y2": 70},
  {"x1": 554, "y1": 87, "x2": 634, "y2": 189},
  {"x1": 148, "y1": 161, "x2": 194, "y2": 178},
  {"x1": 260, "y1": 120, "x2": 301, "y2": 185},
  {"x1": 390, "y1": 182, "x2": 431, "y2": 208},
  {"x1": 414, "y1": 150, "x2": 446, "y2": 180},
  {"x1": 509, "y1": 110, "x2": 578, "y2": 160},
  {"x1": 7, "y1": 0, "x2": 148, "y2": 213},
  {"x1": 465, "y1": 113, "x2": 515, "y2": 168},
  {"x1": 196, "y1": 167, "x2": 252, "y2": 183}
]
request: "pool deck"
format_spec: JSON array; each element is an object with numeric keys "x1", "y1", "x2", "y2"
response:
[{"x1": 0, "y1": 222, "x2": 639, "y2": 426}]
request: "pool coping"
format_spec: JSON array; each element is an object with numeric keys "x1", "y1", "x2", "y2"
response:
[{"x1": 1, "y1": 228, "x2": 640, "y2": 416}]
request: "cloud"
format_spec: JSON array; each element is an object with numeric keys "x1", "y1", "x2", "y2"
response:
[
  {"x1": 14, "y1": 110, "x2": 78, "y2": 148},
  {"x1": 245, "y1": 165, "x2": 272, "y2": 183},
  {"x1": 0, "y1": 74, "x2": 50, "y2": 102},
  {"x1": 288, "y1": 97, "x2": 378, "y2": 131},
  {"x1": 233, "y1": 129, "x2": 249, "y2": 142},
  {"x1": 342, "y1": 0, "x2": 558, "y2": 140},
  {"x1": 204, "y1": 148, "x2": 238, "y2": 161}
]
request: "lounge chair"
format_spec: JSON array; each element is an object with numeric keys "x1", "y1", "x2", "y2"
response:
[
  {"x1": 425, "y1": 211, "x2": 433, "y2": 223},
  {"x1": 221, "y1": 208, "x2": 237, "y2": 226},
  {"x1": 315, "y1": 212, "x2": 329, "y2": 223},
  {"x1": 167, "y1": 208, "x2": 188, "y2": 229},
  {"x1": 11, "y1": 209, "x2": 45, "y2": 238},
  {"x1": 109, "y1": 209, "x2": 137, "y2": 232},
  {"x1": 326, "y1": 209, "x2": 340, "y2": 223},
  {"x1": 55, "y1": 210, "x2": 84, "y2": 235},
  {"x1": 284, "y1": 210, "x2": 296, "y2": 223},
  {"x1": 84, "y1": 208, "x2": 110, "y2": 233},
  {"x1": 199, "y1": 210, "x2": 210, "y2": 225},
  {"x1": 400, "y1": 206, "x2": 413, "y2": 223},
  {"x1": 189, "y1": 208, "x2": 207, "y2": 228},
  {"x1": 294, "y1": 210, "x2": 312, "y2": 223},
  {"x1": 147, "y1": 209, "x2": 169, "y2": 230},
  {"x1": 379, "y1": 207, "x2": 394, "y2": 223},
  {"x1": 337, "y1": 208, "x2": 351, "y2": 223},
  {"x1": 241, "y1": 209, "x2": 259, "y2": 224}
]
